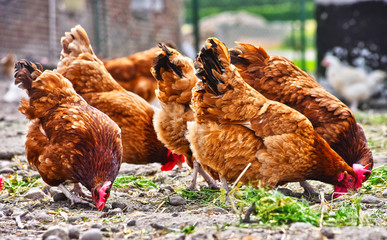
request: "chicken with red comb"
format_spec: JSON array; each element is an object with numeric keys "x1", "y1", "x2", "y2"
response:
[{"x1": 15, "y1": 60, "x2": 122, "y2": 210}]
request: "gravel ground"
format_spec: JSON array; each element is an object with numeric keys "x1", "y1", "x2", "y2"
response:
[{"x1": 0, "y1": 78, "x2": 386, "y2": 240}]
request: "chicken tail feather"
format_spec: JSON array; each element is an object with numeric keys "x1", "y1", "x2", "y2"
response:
[
  {"x1": 195, "y1": 38, "x2": 228, "y2": 95},
  {"x1": 152, "y1": 43, "x2": 184, "y2": 81},
  {"x1": 230, "y1": 42, "x2": 269, "y2": 68},
  {"x1": 61, "y1": 25, "x2": 94, "y2": 59},
  {"x1": 14, "y1": 60, "x2": 43, "y2": 92}
]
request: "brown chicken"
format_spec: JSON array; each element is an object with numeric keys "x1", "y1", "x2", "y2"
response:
[
  {"x1": 57, "y1": 25, "x2": 184, "y2": 170},
  {"x1": 229, "y1": 43, "x2": 373, "y2": 192},
  {"x1": 103, "y1": 43, "x2": 175, "y2": 102},
  {"x1": 15, "y1": 61, "x2": 122, "y2": 210},
  {"x1": 187, "y1": 38, "x2": 370, "y2": 198},
  {"x1": 151, "y1": 43, "x2": 218, "y2": 190}
]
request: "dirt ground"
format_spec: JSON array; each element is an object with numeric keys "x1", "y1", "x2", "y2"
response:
[{"x1": 0, "y1": 78, "x2": 386, "y2": 240}]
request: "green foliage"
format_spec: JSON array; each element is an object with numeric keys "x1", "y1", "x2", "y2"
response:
[
  {"x1": 185, "y1": 0, "x2": 315, "y2": 23},
  {"x1": 234, "y1": 186, "x2": 320, "y2": 226},
  {"x1": 3, "y1": 174, "x2": 42, "y2": 196},
  {"x1": 181, "y1": 225, "x2": 196, "y2": 234},
  {"x1": 354, "y1": 111, "x2": 387, "y2": 125},
  {"x1": 113, "y1": 175, "x2": 158, "y2": 189},
  {"x1": 178, "y1": 188, "x2": 223, "y2": 206},
  {"x1": 362, "y1": 165, "x2": 387, "y2": 193}
]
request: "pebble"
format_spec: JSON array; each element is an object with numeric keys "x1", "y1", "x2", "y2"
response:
[
  {"x1": 127, "y1": 219, "x2": 136, "y2": 226},
  {"x1": 361, "y1": 195, "x2": 382, "y2": 204},
  {"x1": 53, "y1": 192, "x2": 68, "y2": 202},
  {"x1": 45, "y1": 236, "x2": 62, "y2": 240},
  {"x1": 169, "y1": 196, "x2": 186, "y2": 206},
  {"x1": 289, "y1": 222, "x2": 314, "y2": 230},
  {"x1": 111, "y1": 201, "x2": 127, "y2": 211},
  {"x1": 81, "y1": 229, "x2": 103, "y2": 240},
  {"x1": 91, "y1": 223, "x2": 103, "y2": 229},
  {"x1": 100, "y1": 208, "x2": 123, "y2": 218},
  {"x1": 0, "y1": 167, "x2": 14, "y2": 174},
  {"x1": 320, "y1": 227, "x2": 335, "y2": 239},
  {"x1": 101, "y1": 225, "x2": 120, "y2": 233},
  {"x1": 67, "y1": 216, "x2": 81, "y2": 223},
  {"x1": 34, "y1": 211, "x2": 54, "y2": 223},
  {"x1": 382, "y1": 188, "x2": 387, "y2": 198},
  {"x1": 68, "y1": 225, "x2": 80, "y2": 239},
  {"x1": 42, "y1": 226, "x2": 69, "y2": 240},
  {"x1": 24, "y1": 188, "x2": 47, "y2": 200}
]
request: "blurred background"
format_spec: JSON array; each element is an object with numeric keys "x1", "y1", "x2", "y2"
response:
[{"x1": 1, "y1": 0, "x2": 387, "y2": 110}]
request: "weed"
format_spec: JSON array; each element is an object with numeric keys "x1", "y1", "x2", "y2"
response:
[
  {"x1": 3, "y1": 173, "x2": 42, "y2": 196},
  {"x1": 113, "y1": 175, "x2": 158, "y2": 189}
]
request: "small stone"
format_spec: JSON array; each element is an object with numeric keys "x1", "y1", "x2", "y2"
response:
[
  {"x1": 53, "y1": 192, "x2": 67, "y2": 202},
  {"x1": 42, "y1": 226, "x2": 69, "y2": 240},
  {"x1": 0, "y1": 167, "x2": 14, "y2": 174},
  {"x1": 289, "y1": 222, "x2": 314, "y2": 230},
  {"x1": 169, "y1": 196, "x2": 186, "y2": 206},
  {"x1": 382, "y1": 189, "x2": 387, "y2": 198},
  {"x1": 101, "y1": 208, "x2": 123, "y2": 218},
  {"x1": 90, "y1": 223, "x2": 102, "y2": 229},
  {"x1": 361, "y1": 195, "x2": 382, "y2": 204},
  {"x1": 34, "y1": 211, "x2": 54, "y2": 223},
  {"x1": 68, "y1": 225, "x2": 80, "y2": 239},
  {"x1": 111, "y1": 201, "x2": 127, "y2": 211},
  {"x1": 127, "y1": 219, "x2": 136, "y2": 226},
  {"x1": 81, "y1": 229, "x2": 103, "y2": 240},
  {"x1": 45, "y1": 236, "x2": 61, "y2": 240},
  {"x1": 172, "y1": 213, "x2": 179, "y2": 217},
  {"x1": 67, "y1": 216, "x2": 81, "y2": 223},
  {"x1": 320, "y1": 227, "x2": 335, "y2": 239},
  {"x1": 24, "y1": 188, "x2": 47, "y2": 200},
  {"x1": 101, "y1": 225, "x2": 120, "y2": 233}
]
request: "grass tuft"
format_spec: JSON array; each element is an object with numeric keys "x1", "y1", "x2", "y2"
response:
[
  {"x1": 3, "y1": 174, "x2": 42, "y2": 196},
  {"x1": 113, "y1": 175, "x2": 158, "y2": 189}
]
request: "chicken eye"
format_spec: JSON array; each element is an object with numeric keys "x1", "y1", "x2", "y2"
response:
[{"x1": 348, "y1": 177, "x2": 353, "y2": 182}]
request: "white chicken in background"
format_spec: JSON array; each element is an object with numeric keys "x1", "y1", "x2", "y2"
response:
[
  {"x1": 1, "y1": 53, "x2": 28, "y2": 102},
  {"x1": 322, "y1": 54, "x2": 386, "y2": 112}
]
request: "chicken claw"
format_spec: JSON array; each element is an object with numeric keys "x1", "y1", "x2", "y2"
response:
[{"x1": 58, "y1": 184, "x2": 95, "y2": 208}]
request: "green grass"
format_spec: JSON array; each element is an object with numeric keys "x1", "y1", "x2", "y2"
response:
[
  {"x1": 113, "y1": 175, "x2": 158, "y2": 189},
  {"x1": 234, "y1": 186, "x2": 320, "y2": 226},
  {"x1": 354, "y1": 111, "x2": 387, "y2": 125},
  {"x1": 178, "y1": 184, "x2": 381, "y2": 227},
  {"x1": 362, "y1": 164, "x2": 387, "y2": 193},
  {"x1": 291, "y1": 59, "x2": 316, "y2": 73},
  {"x1": 177, "y1": 188, "x2": 224, "y2": 207},
  {"x1": 3, "y1": 174, "x2": 42, "y2": 197}
]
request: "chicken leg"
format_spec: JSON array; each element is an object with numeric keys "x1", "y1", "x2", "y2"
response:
[{"x1": 58, "y1": 184, "x2": 94, "y2": 208}]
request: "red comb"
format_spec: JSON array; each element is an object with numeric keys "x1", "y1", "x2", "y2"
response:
[
  {"x1": 161, "y1": 150, "x2": 185, "y2": 171},
  {"x1": 0, "y1": 177, "x2": 3, "y2": 191},
  {"x1": 353, "y1": 163, "x2": 372, "y2": 188},
  {"x1": 96, "y1": 181, "x2": 111, "y2": 210}
]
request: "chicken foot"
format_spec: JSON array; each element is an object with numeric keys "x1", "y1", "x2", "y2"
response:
[
  {"x1": 243, "y1": 202, "x2": 259, "y2": 223},
  {"x1": 299, "y1": 181, "x2": 319, "y2": 199},
  {"x1": 58, "y1": 184, "x2": 94, "y2": 208},
  {"x1": 72, "y1": 183, "x2": 93, "y2": 200},
  {"x1": 188, "y1": 160, "x2": 219, "y2": 191},
  {"x1": 188, "y1": 161, "x2": 200, "y2": 191},
  {"x1": 197, "y1": 163, "x2": 219, "y2": 190}
]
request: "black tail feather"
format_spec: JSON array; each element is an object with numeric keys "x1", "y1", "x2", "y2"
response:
[
  {"x1": 14, "y1": 60, "x2": 43, "y2": 91},
  {"x1": 152, "y1": 43, "x2": 184, "y2": 80},
  {"x1": 195, "y1": 41, "x2": 225, "y2": 96}
]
